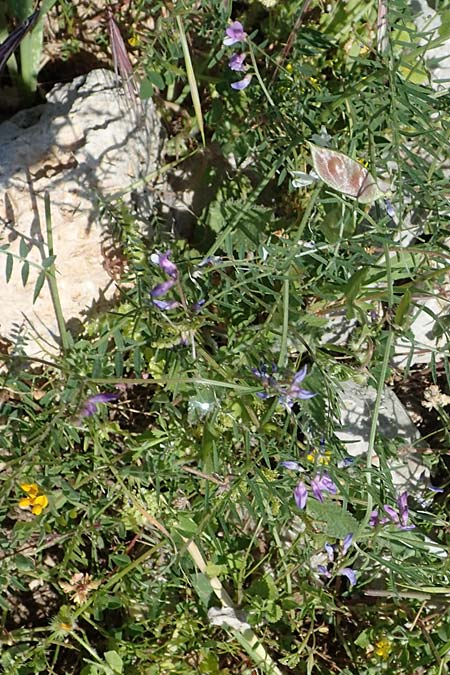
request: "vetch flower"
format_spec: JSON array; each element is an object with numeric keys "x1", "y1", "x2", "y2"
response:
[
  {"x1": 231, "y1": 74, "x2": 252, "y2": 90},
  {"x1": 279, "y1": 365, "x2": 316, "y2": 411},
  {"x1": 60, "y1": 572, "x2": 100, "y2": 605},
  {"x1": 229, "y1": 52, "x2": 247, "y2": 72},
  {"x1": 293, "y1": 481, "x2": 308, "y2": 509},
  {"x1": 325, "y1": 542, "x2": 335, "y2": 562},
  {"x1": 279, "y1": 460, "x2": 302, "y2": 471},
  {"x1": 342, "y1": 533, "x2": 353, "y2": 555},
  {"x1": 338, "y1": 567, "x2": 357, "y2": 587},
  {"x1": 80, "y1": 393, "x2": 119, "y2": 418},
  {"x1": 152, "y1": 299, "x2": 180, "y2": 311},
  {"x1": 150, "y1": 279, "x2": 176, "y2": 297},
  {"x1": 370, "y1": 491, "x2": 415, "y2": 530},
  {"x1": 223, "y1": 21, "x2": 247, "y2": 46},
  {"x1": 310, "y1": 472, "x2": 337, "y2": 502},
  {"x1": 18, "y1": 483, "x2": 48, "y2": 516},
  {"x1": 150, "y1": 250, "x2": 178, "y2": 279}
]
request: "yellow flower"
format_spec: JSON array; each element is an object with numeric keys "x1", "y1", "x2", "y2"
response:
[
  {"x1": 374, "y1": 637, "x2": 392, "y2": 659},
  {"x1": 306, "y1": 448, "x2": 331, "y2": 465},
  {"x1": 128, "y1": 35, "x2": 140, "y2": 47},
  {"x1": 286, "y1": 63, "x2": 293, "y2": 73},
  {"x1": 18, "y1": 483, "x2": 49, "y2": 515}
]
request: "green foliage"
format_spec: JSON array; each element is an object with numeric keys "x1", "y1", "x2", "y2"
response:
[{"x1": 1, "y1": 0, "x2": 450, "y2": 672}]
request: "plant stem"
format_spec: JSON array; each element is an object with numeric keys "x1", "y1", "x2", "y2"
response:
[{"x1": 44, "y1": 193, "x2": 71, "y2": 353}]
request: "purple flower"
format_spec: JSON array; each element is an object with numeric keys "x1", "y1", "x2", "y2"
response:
[
  {"x1": 223, "y1": 21, "x2": 247, "y2": 46},
  {"x1": 294, "y1": 482, "x2": 308, "y2": 510},
  {"x1": 231, "y1": 74, "x2": 252, "y2": 90},
  {"x1": 229, "y1": 53, "x2": 247, "y2": 72},
  {"x1": 80, "y1": 393, "x2": 119, "y2": 418},
  {"x1": 279, "y1": 365, "x2": 316, "y2": 411},
  {"x1": 311, "y1": 472, "x2": 337, "y2": 502},
  {"x1": 317, "y1": 564, "x2": 331, "y2": 578},
  {"x1": 397, "y1": 491, "x2": 409, "y2": 528},
  {"x1": 338, "y1": 567, "x2": 357, "y2": 587},
  {"x1": 152, "y1": 299, "x2": 180, "y2": 310},
  {"x1": 150, "y1": 279, "x2": 176, "y2": 297},
  {"x1": 370, "y1": 492, "x2": 415, "y2": 531},
  {"x1": 151, "y1": 250, "x2": 178, "y2": 278},
  {"x1": 280, "y1": 461, "x2": 302, "y2": 471},
  {"x1": 342, "y1": 533, "x2": 353, "y2": 556},
  {"x1": 325, "y1": 542, "x2": 335, "y2": 562}
]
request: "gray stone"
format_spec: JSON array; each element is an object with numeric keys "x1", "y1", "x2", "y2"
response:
[
  {"x1": 336, "y1": 380, "x2": 429, "y2": 494},
  {"x1": 0, "y1": 69, "x2": 163, "y2": 357}
]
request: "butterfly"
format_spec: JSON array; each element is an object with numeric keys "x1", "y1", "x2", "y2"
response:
[{"x1": 308, "y1": 142, "x2": 384, "y2": 204}]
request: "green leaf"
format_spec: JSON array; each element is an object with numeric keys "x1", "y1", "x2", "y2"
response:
[
  {"x1": 394, "y1": 288, "x2": 411, "y2": 327},
  {"x1": 140, "y1": 78, "x2": 153, "y2": 100},
  {"x1": 21, "y1": 260, "x2": 30, "y2": 286},
  {"x1": 5, "y1": 253, "x2": 13, "y2": 282},
  {"x1": 33, "y1": 269, "x2": 46, "y2": 303},
  {"x1": 146, "y1": 70, "x2": 165, "y2": 90},
  {"x1": 110, "y1": 554, "x2": 131, "y2": 567},
  {"x1": 306, "y1": 500, "x2": 359, "y2": 539},
  {"x1": 104, "y1": 651, "x2": 123, "y2": 674}
]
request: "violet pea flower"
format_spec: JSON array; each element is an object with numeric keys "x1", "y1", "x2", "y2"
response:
[
  {"x1": 150, "y1": 279, "x2": 176, "y2": 298},
  {"x1": 231, "y1": 74, "x2": 252, "y2": 90},
  {"x1": 311, "y1": 472, "x2": 337, "y2": 502},
  {"x1": 80, "y1": 393, "x2": 119, "y2": 418},
  {"x1": 152, "y1": 299, "x2": 180, "y2": 310},
  {"x1": 280, "y1": 460, "x2": 302, "y2": 471},
  {"x1": 229, "y1": 53, "x2": 247, "y2": 72},
  {"x1": 342, "y1": 533, "x2": 353, "y2": 556},
  {"x1": 294, "y1": 481, "x2": 308, "y2": 510},
  {"x1": 223, "y1": 21, "x2": 247, "y2": 46},
  {"x1": 150, "y1": 250, "x2": 178, "y2": 278},
  {"x1": 338, "y1": 567, "x2": 357, "y2": 587}
]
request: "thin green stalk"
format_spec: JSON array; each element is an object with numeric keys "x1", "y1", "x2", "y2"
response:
[
  {"x1": 277, "y1": 278, "x2": 290, "y2": 369},
  {"x1": 44, "y1": 192, "x2": 70, "y2": 353},
  {"x1": 248, "y1": 40, "x2": 276, "y2": 108},
  {"x1": 176, "y1": 15, "x2": 205, "y2": 145},
  {"x1": 361, "y1": 329, "x2": 394, "y2": 529}
]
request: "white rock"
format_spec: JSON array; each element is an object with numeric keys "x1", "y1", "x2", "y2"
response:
[
  {"x1": 0, "y1": 69, "x2": 162, "y2": 357},
  {"x1": 336, "y1": 380, "x2": 429, "y2": 494}
]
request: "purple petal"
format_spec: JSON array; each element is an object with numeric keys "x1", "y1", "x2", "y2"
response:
[
  {"x1": 280, "y1": 461, "x2": 301, "y2": 471},
  {"x1": 342, "y1": 533, "x2": 353, "y2": 555},
  {"x1": 290, "y1": 387, "x2": 316, "y2": 400},
  {"x1": 383, "y1": 505, "x2": 400, "y2": 524},
  {"x1": 315, "y1": 472, "x2": 337, "y2": 495},
  {"x1": 317, "y1": 565, "x2": 331, "y2": 578},
  {"x1": 324, "y1": 543, "x2": 335, "y2": 562},
  {"x1": 397, "y1": 492, "x2": 409, "y2": 527},
  {"x1": 369, "y1": 509, "x2": 380, "y2": 527},
  {"x1": 294, "y1": 482, "x2": 308, "y2": 509},
  {"x1": 311, "y1": 477, "x2": 324, "y2": 502},
  {"x1": 150, "y1": 279, "x2": 176, "y2": 297},
  {"x1": 158, "y1": 251, "x2": 178, "y2": 278},
  {"x1": 223, "y1": 21, "x2": 247, "y2": 46},
  {"x1": 228, "y1": 53, "x2": 247, "y2": 72},
  {"x1": 80, "y1": 393, "x2": 118, "y2": 417},
  {"x1": 152, "y1": 299, "x2": 180, "y2": 310},
  {"x1": 292, "y1": 365, "x2": 308, "y2": 386},
  {"x1": 339, "y1": 567, "x2": 357, "y2": 587},
  {"x1": 231, "y1": 74, "x2": 252, "y2": 90}
]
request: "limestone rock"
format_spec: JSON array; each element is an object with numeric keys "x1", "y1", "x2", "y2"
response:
[
  {"x1": 336, "y1": 380, "x2": 430, "y2": 495},
  {"x1": 0, "y1": 69, "x2": 162, "y2": 357}
]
